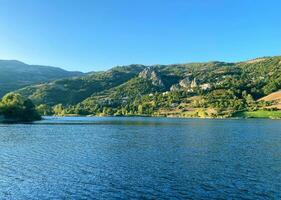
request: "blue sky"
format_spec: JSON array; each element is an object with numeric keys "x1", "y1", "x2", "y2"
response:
[{"x1": 0, "y1": 0, "x2": 281, "y2": 72}]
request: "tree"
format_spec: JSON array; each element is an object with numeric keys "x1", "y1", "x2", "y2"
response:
[
  {"x1": 36, "y1": 104, "x2": 54, "y2": 116},
  {"x1": 53, "y1": 104, "x2": 64, "y2": 116},
  {"x1": 138, "y1": 105, "x2": 143, "y2": 114},
  {"x1": 0, "y1": 93, "x2": 41, "y2": 122}
]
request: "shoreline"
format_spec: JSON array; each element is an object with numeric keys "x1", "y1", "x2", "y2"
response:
[
  {"x1": 45, "y1": 113, "x2": 281, "y2": 120},
  {"x1": 0, "y1": 115, "x2": 42, "y2": 124}
]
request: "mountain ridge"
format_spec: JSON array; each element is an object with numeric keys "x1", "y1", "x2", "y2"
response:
[
  {"x1": 0, "y1": 59, "x2": 84, "y2": 97},
  {"x1": 2, "y1": 55, "x2": 281, "y2": 118}
]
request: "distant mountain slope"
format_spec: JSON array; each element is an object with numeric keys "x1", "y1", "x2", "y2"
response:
[
  {"x1": 14, "y1": 55, "x2": 281, "y2": 117},
  {"x1": 17, "y1": 65, "x2": 146, "y2": 105},
  {"x1": 0, "y1": 60, "x2": 84, "y2": 97},
  {"x1": 16, "y1": 61, "x2": 232, "y2": 106}
]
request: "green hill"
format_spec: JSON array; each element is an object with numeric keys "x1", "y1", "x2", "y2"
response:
[
  {"x1": 0, "y1": 60, "x2": 83, "y2": 97},
  {"x1": 14, "y1": 56, "x2": 281, "y2": 118},
  {"x1": 17, "y1": 65, "x2": 146, "y2": 105}
]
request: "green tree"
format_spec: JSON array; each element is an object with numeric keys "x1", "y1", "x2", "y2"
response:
[
  {"x1": 0, "y1": 93, "x2": 41, "y2": 122},
  {"x1": 53, "y1": 104, "x2": 65, "y2": 116},
  {"x1": 36, "y1": 104, "x2": 54, "y2": 115}
]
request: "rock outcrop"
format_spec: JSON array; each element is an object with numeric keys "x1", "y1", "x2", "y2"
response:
[
  {"x1": 179, "y1": 77, "x2": 191, "y2": 88},
  {"x1": 139, "y1": 67, "x2": 164, "y2": 86},
  {"x1": 170, "y1": 84, "x2": 181, "y2": 91},
  {"x1": 200, "y1": 83, "x2": 211, "y2": 90},
  {"x1": 191, "y1": 78, "x2": 198, "y2": 88}
]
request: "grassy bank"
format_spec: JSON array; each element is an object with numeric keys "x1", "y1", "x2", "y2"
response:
[
  {"x1": 233, "y1": 110, "x2": 281, "y2": 119},
  {"x1": 53, "y1": 109, "x2": 281, "y2": 119}
]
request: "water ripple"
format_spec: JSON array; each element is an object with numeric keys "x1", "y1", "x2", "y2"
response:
[{"x1": 0, "y1": 117, "x2": 281, "y2": 199}]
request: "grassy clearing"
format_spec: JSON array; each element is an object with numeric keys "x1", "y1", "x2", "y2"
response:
[{"x1": 234, "y1": 110, "x2": 281, "y2": 119}]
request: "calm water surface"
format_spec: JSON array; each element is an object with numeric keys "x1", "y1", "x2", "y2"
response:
[{"x1": 0, "y1": 117, "x2": 281, "y2": 199}]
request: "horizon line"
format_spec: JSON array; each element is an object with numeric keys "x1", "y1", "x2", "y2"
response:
[{"x1": 0, "y1": 54, "x2": 280, "y2": 73}]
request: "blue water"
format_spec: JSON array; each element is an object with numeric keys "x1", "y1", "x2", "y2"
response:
[{"x1": 0, "y1": 117, "x2": 281, "y2": 199}]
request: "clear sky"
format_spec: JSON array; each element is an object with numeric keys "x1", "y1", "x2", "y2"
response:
[{"x1": 0, "y1": 0, "x2": 281, "y2": 72}]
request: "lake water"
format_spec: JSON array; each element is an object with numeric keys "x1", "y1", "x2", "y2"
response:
[{"x1": 0, "y1": 117, "x2": 281, "y2": 199}]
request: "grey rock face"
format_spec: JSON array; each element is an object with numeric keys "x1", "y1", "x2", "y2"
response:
[
  {"x1": 179, "y1": 77, "x2": 191, "y2": 88},
  {"x1": 139, "y1": 67, "x2": 163, "y2": 86}
]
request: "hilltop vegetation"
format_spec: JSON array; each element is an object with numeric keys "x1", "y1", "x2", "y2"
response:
[
  {"x1": 12, "y1": 56, "x2": 281, "y2": 118},
  {"x1": 0, "y1": 60, "x2": 83, "y2": 97}
]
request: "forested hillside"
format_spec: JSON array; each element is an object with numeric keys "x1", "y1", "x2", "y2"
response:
[
  {"x1": 0, "y1": 60, "x2": 83, "y2": 97},
  {"x1": 17, "y1": 65, "x2": 145, "y2": 105},
  {"x1": 15, "y1": 56, "x2": 281, "y2": 118}
]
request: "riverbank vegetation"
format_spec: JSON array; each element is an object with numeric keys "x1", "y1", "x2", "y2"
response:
[{"x1": 0, "y1": 93, "x2": 41, "y2": 122}]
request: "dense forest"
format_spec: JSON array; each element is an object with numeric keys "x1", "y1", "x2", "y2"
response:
[{"x1": 14, "y1": 56, "x2": 281, "y2": 119}]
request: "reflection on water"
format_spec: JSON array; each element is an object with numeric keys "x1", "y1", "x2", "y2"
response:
[{"x1": 0, "y1": 117, "x2": 281, "y2": 199}]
